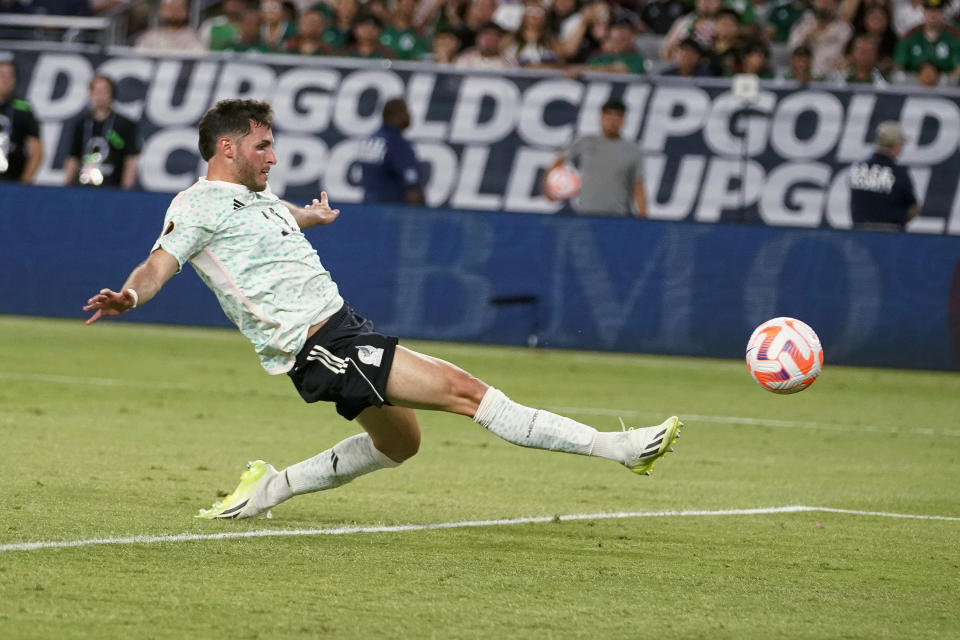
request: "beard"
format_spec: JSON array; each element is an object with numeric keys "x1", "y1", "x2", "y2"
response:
[{"x1": 234, "y1": 153, "x2": 267, "y2": 192}]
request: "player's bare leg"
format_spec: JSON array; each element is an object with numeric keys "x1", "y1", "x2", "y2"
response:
[{"x1": 387, "y1": 346, "x2": 682, "y2": 473}]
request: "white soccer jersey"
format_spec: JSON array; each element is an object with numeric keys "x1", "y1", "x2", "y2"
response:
[{"x1": 152, "y1": 178, "x2": 344, "y2": 374}]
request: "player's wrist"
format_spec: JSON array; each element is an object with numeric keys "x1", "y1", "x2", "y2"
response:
[{"x1": 126, "y1": 288, "x2": 139, "y2": 309}]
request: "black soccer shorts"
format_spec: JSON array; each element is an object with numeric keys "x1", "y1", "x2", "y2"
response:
[{"x1": 287, "y1": 304, "x2": 398, "y2": 420}]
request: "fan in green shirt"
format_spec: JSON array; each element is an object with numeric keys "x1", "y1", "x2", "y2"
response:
[
  {"x1": 893, "y1": 0, "x2": 960, "y2": 72},
  {"x1": 586, "y1": 19, "x2": 647, "y2": 74},
  {"x1": 379, "y1": 0, "x2": 430, "y2": 60}
]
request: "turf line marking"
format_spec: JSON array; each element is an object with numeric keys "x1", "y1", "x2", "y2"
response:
[
  {"x1": 2, "y1": 506, "x2": 958, "y2": 554},
  {"x1": 3, "y1": 371, "x2": 957, "y2": 437}
]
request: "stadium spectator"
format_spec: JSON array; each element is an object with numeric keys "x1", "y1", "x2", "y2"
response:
[
  {"x1": 321, "y1": 0, "x2": 358, "y2": 49},
  {"x1": 916, "y1": 57, "x2": 942, "y2": 83},
  {"x1": 81, "y1": 98, "x2": 684, "y2": 520},
  {"x1": 857, "y1": 4, "x2": 898, "y2": 74},
  {"x1": 787, "y1": 0, "x2": 853, "y2": 77},
  {"x1": 447, "y1": 0, "x2": 500, "y2": 52},
  {"x1": 259, "y1": 0, "x2": 296, "y2": 51},
  {"x1": 642, "y1": 0, "x2": 689, "y2": 36},
  {"x1": 545, "y1": 98, "x2": 647, "y2": 217},
  {"x1": 765, "y1": 0, "x2": 808, "y2": 42},
  {"x1": 783, "y1": 42, "x2": 818, "y2": 81},
  {"x1": 423, "y1": 27, "x2": 461, "y2": 63},
  {"x1": 893, "y1": 0, "x2": 925, "y2": 35},
  {"x1": 706, "y1": 7, "x2": 743, "y2": 75},
  {"x1": 200, "y1": 0, "x2": 248, "y2": 50},
  {"x1": 585, "y1": 16, "x2": 646, "y2": 72},
  {"x1": 848, "y1": 120, "x2": 918, "y2": 231},
  {"x1": 503, "y1": 2, "x2": 564, "y2": 66},
  {"x1": 344, "y1": 13, "x2": 395, "y2": 57},
  {"x1": 728, "y1": 0, "x2": 758, "y2": 23},
  {"x1": 379, "y1": 0, "x2": 431, "y2": 60},
  {"x1": 454, "y1": 21, "x2": 518, "y2": 68},
  {"x1": 284, "y1": 8, "x2": 334, "y2": 54},
  {"x1": 0, "y1": 59, "x2": 42, "y2": 184},
  {"x1": 842, "y1": 33, "x2": 888, "y2": 82},
  {"x1": 358, "y1": 97, "x2": 423, "y2": 204},
  {"x1": 134, "y1": 0, "x2": 205, "y2": 52},
  {"x1": 740, "y1": 38, "x2": 775, "y2": 76},
  {"x1": 893, "y1": 0, "x2": 960, "y2": 74},
  {"x1": 224, "y1": 7, "x2": 269, "y2": 51},
  {"x1": 662, "y1": 0, "x2": 722, "y2": 63},
  {"x1": 661, "y1": 36, "x2": 713, "y2": 75},
  {"x1": 555, "y1": 0, "x2": 613, "y2": 63},
  {"x1": 63, "y1": 75, "x2": 140, "y2": 190}
]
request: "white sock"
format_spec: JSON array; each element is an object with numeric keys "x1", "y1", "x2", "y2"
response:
[
  {"x1": 472, "y1": 388, "x2": 628, "y2": 463},
  {"x1": 283, "y1": 433, "x2": 400, "y2": 496}
]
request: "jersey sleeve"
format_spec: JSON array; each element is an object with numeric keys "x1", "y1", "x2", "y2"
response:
[
  {"x1": 897, "y1": 166, "x2": 917, "y2": 211},
  {"x1": 386, "y1": 137, "x2": 421, "y2": 188},
  {"x1": 633, "y1": 145, "x2": 646, "y2": 181},
  {"x1": 18, "y1": 104, "x2": 40, "y2": 139},
  {"x1": 151, "y1": 192, "x2": 219, "y2": 269},
  {"x1": 67, "y1": 117, "x2": 84, "y2": 158},
  {"x1": 566, "y1": 137, "x2": 583, "y2": 164}
]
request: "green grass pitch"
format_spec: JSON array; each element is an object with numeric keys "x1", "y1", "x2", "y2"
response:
[{"x1": 1, "y1": 315, "x2": 958, "y2": 639}]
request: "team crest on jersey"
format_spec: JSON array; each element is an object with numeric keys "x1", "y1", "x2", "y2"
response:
[{"x1": 356, "y1": 345, "x2": 384, "y2": 367}]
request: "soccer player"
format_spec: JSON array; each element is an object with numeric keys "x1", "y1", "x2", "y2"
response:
[{"x1": 83, "y1": 99, "x2": 682, "y2": 520}]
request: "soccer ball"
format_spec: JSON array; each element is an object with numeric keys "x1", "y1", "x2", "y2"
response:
[
  {"x1": 745, "y1": 317, "x2": 823, "y2": 394},
  {"x1": 544, "y1": 165, "x2": 581, "y2": 201}
]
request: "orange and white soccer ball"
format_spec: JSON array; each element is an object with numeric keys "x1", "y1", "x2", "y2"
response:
[
  {"x1": 745, "y1": 317, "x2": 823, "y2": 394},
  {"x1": 544, "y1": 165, "x2": 581, "y2": 201}
]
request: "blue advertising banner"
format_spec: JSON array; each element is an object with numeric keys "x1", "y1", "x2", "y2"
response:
[
  {"x1": 6, "y1": 48, "x2": 960, "y2": 234},
  {"x1": 2, "y1": 185, "x2": 959, "y2": 370}
]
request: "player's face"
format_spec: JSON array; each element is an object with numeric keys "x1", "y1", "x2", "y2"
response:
[{"x1": 233, "y1": 122, "x2": 277, "y2": 192}]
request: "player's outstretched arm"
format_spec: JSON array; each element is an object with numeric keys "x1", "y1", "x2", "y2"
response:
[
  {"x1": 283, "y1": 191, "x2": 340, "y2": 230},
  {"x1": 83, "y1": 249, "x2": 179, "y2": 324}
]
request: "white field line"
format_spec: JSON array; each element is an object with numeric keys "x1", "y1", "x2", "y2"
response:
[
  {"x1": 2, "y1": 371, "x2": 957, "y2": 438},
  {"x1": 1, "y1": 506, "x2": 957, "y2": 554}
]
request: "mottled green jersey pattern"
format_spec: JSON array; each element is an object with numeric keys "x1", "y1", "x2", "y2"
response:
[{"x1": 152, "y1": 178, "x2": 344, "y2": 374}]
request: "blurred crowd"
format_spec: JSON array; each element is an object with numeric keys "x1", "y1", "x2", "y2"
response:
[
  {"x1": 3, "y1": 0, "x2": 960, "y2": 84},
  {"x1": 112, "y1": 0, "x2": 960, "y2": 85}
]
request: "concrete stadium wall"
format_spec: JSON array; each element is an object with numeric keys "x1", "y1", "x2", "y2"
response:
[{"x1": 3, "y1": 185, "x2": 959, "y2": 370}]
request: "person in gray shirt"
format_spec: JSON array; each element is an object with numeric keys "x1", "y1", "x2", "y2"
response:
[{"x1": 544, "y1": 98, "x2": 647, "y2": 217}]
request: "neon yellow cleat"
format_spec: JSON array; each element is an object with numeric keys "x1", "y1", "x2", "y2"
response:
[
  {"x1": 196, "y1": 460, "x2": 277, "y2": 520},
  {"x1": 623, "y1": 416, "x2": 682, "y2": 476}
]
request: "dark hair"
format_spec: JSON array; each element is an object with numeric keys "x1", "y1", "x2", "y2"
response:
[
  {"x1": 601, "y1": 98, "x2": 626, "y2": 114},
  {"x1": 382, "y1": 97, "x2": 409, "y2": 126},
  {"x1": 197, "y1": 99, "x2": 273, "y2": 161},
  {"x1": 678, "y1": 37, "x2": 703, "y2": 56}
]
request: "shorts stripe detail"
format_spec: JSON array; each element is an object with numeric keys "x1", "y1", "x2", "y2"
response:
[
  {"x1": 307, "y1": 346, "x2": 348, "y2": 374},
  {"x1": 347, "y1": 357, "x2": 384, "y2": 404}
]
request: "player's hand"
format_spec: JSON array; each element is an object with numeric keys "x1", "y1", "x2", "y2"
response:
[
  {"x1": 83, "y1": 288, "x2": 136, "y2": 325},
  {"x1": 303, "y1": 192, "x2": 340, "y2": 226}
]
